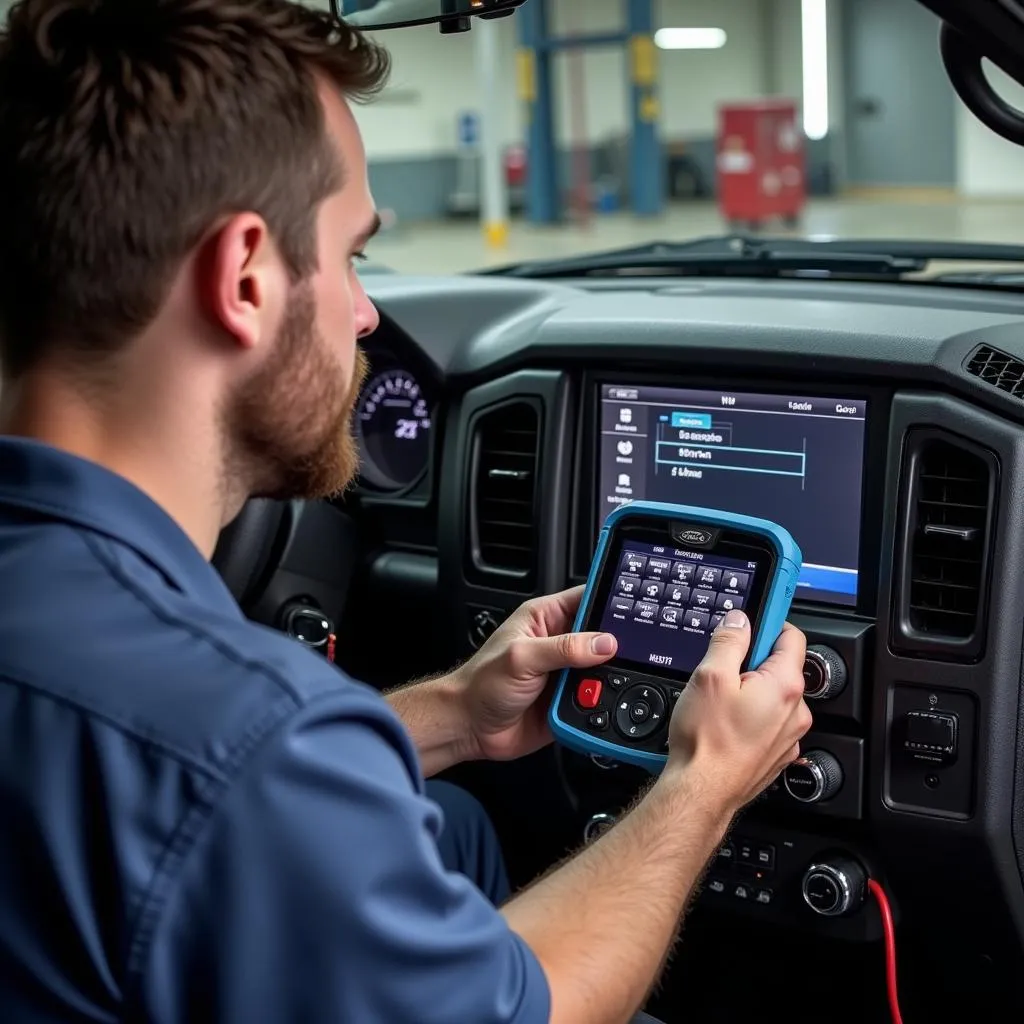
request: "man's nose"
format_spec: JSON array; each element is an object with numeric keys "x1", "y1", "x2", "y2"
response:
[{"x1": 356, "y1": 288, "x2": 380, "y2": 339}]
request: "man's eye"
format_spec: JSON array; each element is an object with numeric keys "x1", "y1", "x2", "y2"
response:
[{"x1": 352, "y1": 251, "x2": 368, "y2": 263}]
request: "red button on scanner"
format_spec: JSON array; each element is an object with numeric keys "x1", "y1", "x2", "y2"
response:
[{"x1": 576, "y1": 678, "x2": 602, "y2": 709}]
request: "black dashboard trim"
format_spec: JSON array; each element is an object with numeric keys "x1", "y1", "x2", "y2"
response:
[
  {"x1": 437, "y1": 369, "x2": 576, "y2": 656},
  {"x1": 365, "y1": 275, "x2": 1024, "y2": 409},
  {"x1": 873, "y1": 391, "x2": 1024, "y2": 943}
]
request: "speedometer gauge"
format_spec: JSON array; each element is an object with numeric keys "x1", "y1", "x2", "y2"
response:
[{"x1": 355, "y1": 368, "x2": 433, "y2": 491}]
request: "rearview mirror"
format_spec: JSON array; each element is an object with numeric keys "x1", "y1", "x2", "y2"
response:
[{"x1": 329, "y1": 0, "x2": 527, "y2": 31}]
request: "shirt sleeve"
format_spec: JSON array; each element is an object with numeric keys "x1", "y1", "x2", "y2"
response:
[{"x1": 132, "y1": 690, "x2": 551, "y2": 1024}]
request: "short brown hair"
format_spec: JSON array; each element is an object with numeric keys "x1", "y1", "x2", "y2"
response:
[{"x1": 0, "y1": 0, "x2": 390, "y2": 379}]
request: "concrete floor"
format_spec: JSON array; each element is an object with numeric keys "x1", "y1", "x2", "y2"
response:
[{"x1": 368, "y1": 196, "x2": 1024, "y2": 275}]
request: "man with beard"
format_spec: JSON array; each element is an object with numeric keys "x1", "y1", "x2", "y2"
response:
[{"x1": 0, "y1": 3, "x2": 812, "y2": 1023}]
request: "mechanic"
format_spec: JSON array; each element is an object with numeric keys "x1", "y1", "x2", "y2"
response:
[{"x1": 0, "y1": 3, "x2": 813, "y2": 1023}]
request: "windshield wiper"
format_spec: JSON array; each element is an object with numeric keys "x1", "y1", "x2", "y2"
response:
[
  {"x1": 930, "y1": 271, "x2": 1024, "y2": 286},
  {"x1": 479, "y1": 235, "x2": 1024, "y2": 282}
]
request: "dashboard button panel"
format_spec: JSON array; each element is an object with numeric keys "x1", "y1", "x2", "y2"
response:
[{"x1": 692, "y1": 825, "x2": 882, "y2": 940}]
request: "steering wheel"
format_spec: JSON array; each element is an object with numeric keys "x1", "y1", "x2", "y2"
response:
[
  {"x1": 211, "y1": 497, "x2": 294, "y2": 608},
  {"x1": 940, "y1": 22, "x2": 1024, "y2": 147}
]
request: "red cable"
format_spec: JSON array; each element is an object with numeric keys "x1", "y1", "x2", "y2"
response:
[
  {"x1": 326, "y1": 633, "x2": 336, "y2": 664},
  {"x1": 868, "y1": 878, "x2": 903, "y2": 1024}
]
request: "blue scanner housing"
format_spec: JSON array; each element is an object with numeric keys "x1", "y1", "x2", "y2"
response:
[{"x1": 548, "y1": 500, "x2": 803, "y2": 772}]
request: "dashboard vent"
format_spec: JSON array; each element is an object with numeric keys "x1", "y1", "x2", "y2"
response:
[
  {"x1": 893, "y1": 430, "x2": 997, "y2": 660},
  {"x1": 468, "y1": 400, "x2": 540, "y2": 586},
  {"x1": 965, "y1": 344, "x2": 1024, "y2": 399}
]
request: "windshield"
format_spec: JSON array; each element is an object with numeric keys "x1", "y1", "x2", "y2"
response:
[{"x1": 342, "y1": 0, "x2": 1024, "y2": 282}]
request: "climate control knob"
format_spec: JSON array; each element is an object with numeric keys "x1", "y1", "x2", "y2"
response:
[
  {"x1": 802, "y1": 854, "x2": 867, "y2": 917},
  {"x1": 802, "y1": 645, "x2": 848, "y2": 700},
  {"x1": 783, "y1": 749, "x2": 843, "y2": 803}
]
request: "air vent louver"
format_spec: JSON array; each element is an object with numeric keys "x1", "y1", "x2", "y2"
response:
[
  {"x1": 895, "y1": 431, "x2": 996, "y2": 660},
  {"x1": 965, "y1": 344, "x2": 1024, "y2": 399},
  {"x1": 468, "y1": 401, "x2": 540, "y2": 584}
]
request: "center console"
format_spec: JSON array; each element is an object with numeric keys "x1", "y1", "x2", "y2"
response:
[
  {"x1": 441, "y1": 367, "x2": 892, "y2": 933},
  {"x1": 552, "y1": 375, "x2": 887, "y2": 933},
  {"x1": 438, "y1": 354, "x2": 1024, "y2": 967}
]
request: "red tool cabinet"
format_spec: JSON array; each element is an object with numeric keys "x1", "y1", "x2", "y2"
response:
[{"x1": 715, "y1": 100, "x2": 805, "y2": 230}]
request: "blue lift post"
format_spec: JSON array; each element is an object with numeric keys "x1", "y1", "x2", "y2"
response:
[
  {"x1": 626, "y1": 0, "x2": 664, "y2": 217},
  {"x1": 517, "y1": 0, "x2": 559, "y2": 224},
  {"x1": 516, "y1": 0, "x2": 663, "y2": 223}
]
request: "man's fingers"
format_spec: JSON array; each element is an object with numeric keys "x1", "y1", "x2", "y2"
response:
[
  {"x1": 745, "y1": 622, "x2": 807, "y2": 694},
  {"x1": 768, "y1": 622, "x2": 806, "y2": 662},
  {"x1": 541, "y1": 586, "x2": 586, "y2": 631},
  {"x1": 519, "y1": 586, "x2": 587, "y2": 636},
  {"x1": 693, "y1": 609, "x2": 751, "y2": 681},
  {"x1": 557, "y1": 584, "x2": 586, "y2": 607},
  {"x1": 506, "y1": 631, "x2": 617, "y2": 680}
]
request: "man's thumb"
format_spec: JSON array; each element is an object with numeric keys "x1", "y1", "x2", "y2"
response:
[
  {"x1": 699, "y1": 609, "x2": 751, "y2": 673},
  {"x1": 508, "y1": 631, "x2": 617, "y2": 678}
]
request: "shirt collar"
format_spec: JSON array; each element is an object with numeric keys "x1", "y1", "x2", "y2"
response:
[{"x1": 0, "y1": 436, "x2": 240, "y2": 612}]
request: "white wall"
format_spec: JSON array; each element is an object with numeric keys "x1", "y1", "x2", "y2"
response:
[
  {"x1": 656, "y1": 0, "x2": 773, "y2": 137},
  {"x1": 770, "y1": 0, "x2": 803, "y2": 100},
  {"x1": 356, "y1": 22, "x2": 522, "y2": 159},
  {"x1": 956, "y1": 63, "x2": 1024, "y2": 198},
  {"x1": 355, "y1": 0, "x2": 791, "y2": 160}
]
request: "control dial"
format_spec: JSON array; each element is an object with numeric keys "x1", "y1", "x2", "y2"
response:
[
  {"x1": 783, "y1": 749, "x2": 844, "y2": 803},
  {"x1": 802, "y1": 645, "x2": 848, "y2": 700},
  {"x1": 584, "y1": 812, "x2": 618, "y2": 843},
  {"x1": 802, "y1": 854, "x2": 867, "y2": 917},
  {"x1": 279, "y1": 602, "x2": 332, "y2": 653}
]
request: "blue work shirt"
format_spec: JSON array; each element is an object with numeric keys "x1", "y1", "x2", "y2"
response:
[{"x1": 0, "y1": 437, "x2": 549, "y2": 1023}]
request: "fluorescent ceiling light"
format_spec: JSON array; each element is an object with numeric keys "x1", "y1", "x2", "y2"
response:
[
  {"x1": 801, "y1": 0, "x2": 829, "y2": 140},
  {"x1": 654, "y1": 28, "x2": 727, "y2": 50}
]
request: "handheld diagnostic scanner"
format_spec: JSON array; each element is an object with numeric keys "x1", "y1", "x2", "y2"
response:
[{"x1": 548, "y1": 500, "x2": 802, "y2": 772}]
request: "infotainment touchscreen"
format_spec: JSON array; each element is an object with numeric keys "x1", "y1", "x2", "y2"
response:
[
  {"x1": 597, "y1": 385, "x2": 866, "y2": 606},
  {"x1": 599, "y1": 539, "x2": 766, "y2": 675}
]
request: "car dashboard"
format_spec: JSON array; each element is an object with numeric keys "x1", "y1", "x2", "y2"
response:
[{"x1": 256, "y1": 270, "x2": 1024, "y2": 1017}]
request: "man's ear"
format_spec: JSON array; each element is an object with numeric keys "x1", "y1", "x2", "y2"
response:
[{"x1": 196, "y1": 213, "x2": 287, "y2": 352}]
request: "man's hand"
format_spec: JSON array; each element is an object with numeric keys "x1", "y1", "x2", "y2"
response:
[
  {"x1": 453, "y1": 586, "x2": 618, "y2": 763},
  {"x1": 666, "y1": 607, "x2": 812, "y2": 809}
]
